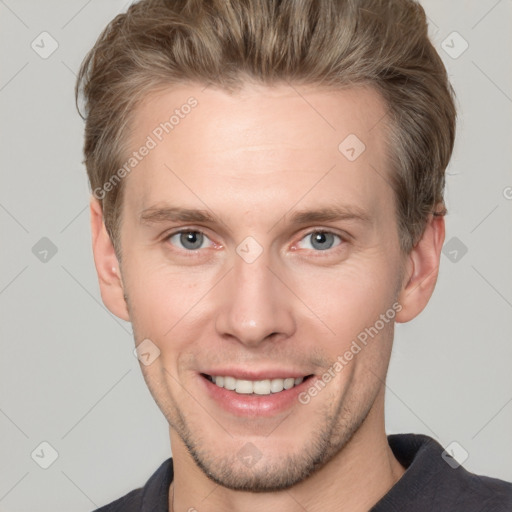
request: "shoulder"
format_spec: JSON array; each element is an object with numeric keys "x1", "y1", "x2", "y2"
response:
[
  {"x1": 93, "y1": 488, "x2": 143, "y2": 512},
  {"x1": 91, "y1": 458, "x2": 174, "y2": 512},
  {"x1": 453, "y1": 468, "x2": 512, "y2": 510},
  {"x1": 375, "y1": 433, "x2": 512, "y2": 511}
]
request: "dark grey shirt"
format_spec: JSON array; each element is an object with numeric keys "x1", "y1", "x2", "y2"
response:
[{"x1": 94, "y1": 433, "x2": 512, "y2": 511}]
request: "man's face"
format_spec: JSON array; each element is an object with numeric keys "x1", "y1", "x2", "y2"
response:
[{"x1": 117, "y1": 83, "x2": 407, "y2": 491}]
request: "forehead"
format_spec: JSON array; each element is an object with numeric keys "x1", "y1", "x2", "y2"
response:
[{"x1": 123, "y1": 82, "x2": 393, "y2": 223}]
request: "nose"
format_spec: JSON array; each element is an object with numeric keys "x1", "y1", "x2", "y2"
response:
[{"x1": 214, "y1": 247, "x2": 296, "y2": 348}]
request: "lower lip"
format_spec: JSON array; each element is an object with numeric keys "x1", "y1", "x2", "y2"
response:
[{"x1": 199, "y1": 374, "x2": 315, "y2": 417}]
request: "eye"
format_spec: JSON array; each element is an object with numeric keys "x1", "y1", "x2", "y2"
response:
[
  {"x1": 296, "y1": 231, "x2": 343, "y2": 251},
  {"x1": 166, "y1": 230, "x2": 213, "y2": 251}
]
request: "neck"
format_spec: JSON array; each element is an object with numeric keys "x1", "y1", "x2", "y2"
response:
[{"x1": 169, "y1": 388, "x2": 405, "y2": 512}]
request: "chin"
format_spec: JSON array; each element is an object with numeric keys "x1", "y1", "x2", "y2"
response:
[{"x1": 174, "y1": 400, "x2": 366, "y2": 493}]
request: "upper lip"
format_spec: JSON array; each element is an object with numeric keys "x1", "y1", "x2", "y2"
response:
[{"x1": 201, "y1": 369, "x2": 313, "y2": 380}]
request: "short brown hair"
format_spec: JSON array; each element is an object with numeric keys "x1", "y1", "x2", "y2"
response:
[{"x1": 76, "y1": 0, "x2": 456, "y2": 258}]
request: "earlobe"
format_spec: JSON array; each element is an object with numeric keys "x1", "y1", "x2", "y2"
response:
[
  {"x1": 89, "y1": 196, "x2": 130, "y2": 321},
  {"x1": 395, "y1": 213, "x2": 445, "y2": 324}
]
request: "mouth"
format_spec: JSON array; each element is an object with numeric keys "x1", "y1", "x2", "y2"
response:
[
  {"x1": 198, "y1": 368, "x2": 318, "y2": 416},
  {"x1": 201, "y1": 373, "x2": 314, "y2": 396}
]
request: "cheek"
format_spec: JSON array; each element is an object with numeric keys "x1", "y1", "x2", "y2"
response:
[
  {"x1": 124, "y1": 262, "x2": 214, "y2": 342},
  {"x1": 294, "y1": 257, "x2": 398, "y2": 341}
]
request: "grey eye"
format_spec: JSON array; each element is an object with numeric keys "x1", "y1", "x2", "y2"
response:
[
  {"x1": 169, "y1": 231, "x2": 209, "y2": 250},
  {"x1": 298, "y1": 231, "x2": 341, "y2": 251}
]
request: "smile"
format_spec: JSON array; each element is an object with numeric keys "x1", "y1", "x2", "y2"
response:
[{"x1": 203, "y1": 374, "x2": 312, "y2": 395}]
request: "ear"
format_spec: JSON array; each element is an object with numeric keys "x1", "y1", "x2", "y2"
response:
[
  {"x1": 395, "y1": 212, "x2": 445, "y2": 323},
  {"x1": 89, "y1": 196, "x2": 130, "y2": 321}
]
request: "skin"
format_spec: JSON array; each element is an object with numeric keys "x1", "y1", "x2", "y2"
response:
[{"x1": 90, "y1": 82, "x2": 445, "y2": 511}]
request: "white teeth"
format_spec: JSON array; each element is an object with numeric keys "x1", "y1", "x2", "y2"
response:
[
  {"x1": 209, "y1": 375, "x2": 307, "y2": 395},
  {"x1": 270, "y1": 379, "x2": 284, "y2": 393},
  {"x1": 283, "y1": 377, "x2": 295, "y2": 390},
  {"x1": 235, "y1": 379, "x2": 253, "y2": 394},
  {"x1": 253, "y1": 379, "x2": 271, "y2": 395},
  {"x1": 223, "y1": 376, "x2": 236, "y2": 390}
]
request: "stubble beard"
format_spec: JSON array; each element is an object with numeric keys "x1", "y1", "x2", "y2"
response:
[{"x1": 148, "y1": 368, "x2": 380, "y2": 493}]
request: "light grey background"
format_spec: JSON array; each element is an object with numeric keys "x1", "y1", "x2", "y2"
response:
[{"x1": 0, "y1": 1, "x2": 511, "y2": 510}]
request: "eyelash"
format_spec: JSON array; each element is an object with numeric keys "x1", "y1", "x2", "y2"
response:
[{"x1": 163, "y1": 228, "x2": 347, "y2": 257}]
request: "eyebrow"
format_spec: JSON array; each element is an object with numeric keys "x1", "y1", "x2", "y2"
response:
[
  {"x1": 287, "y1": 205, "x2": 372, "y2": 225},
  {"x1": 139, "y1": 204, "x2": 372, "y2": 227},
  {"x1": 140, "y1": 207, "x2": 215, "y2": 224}
]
